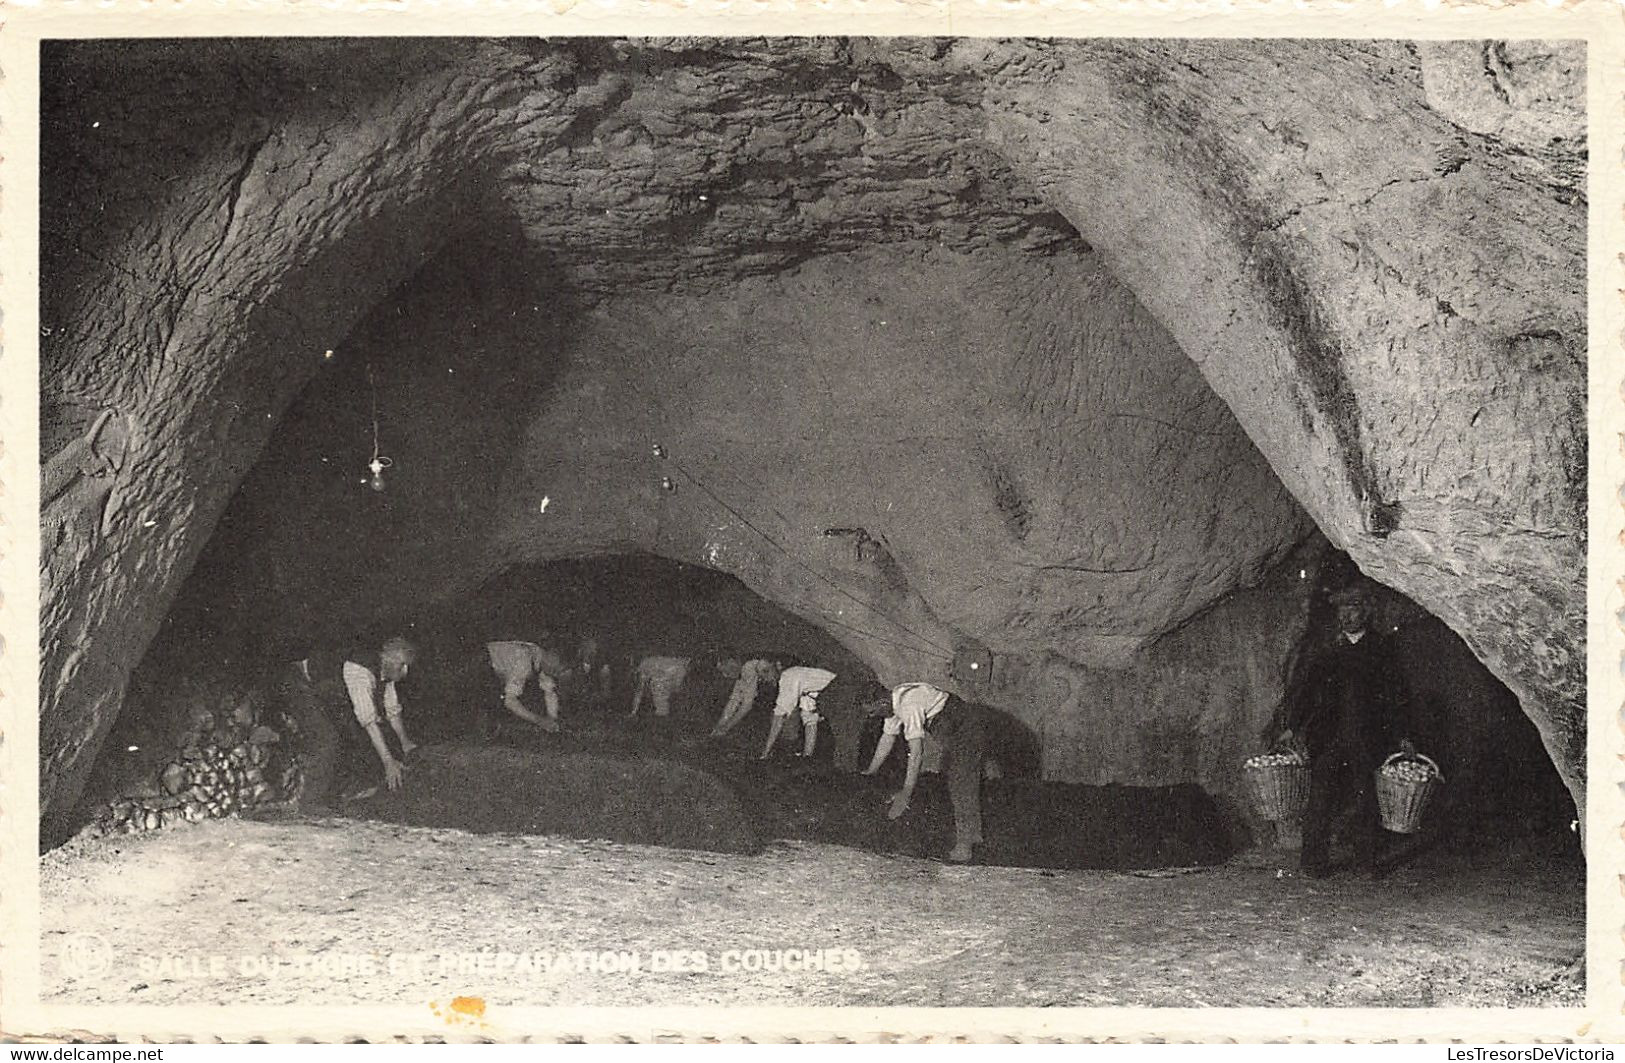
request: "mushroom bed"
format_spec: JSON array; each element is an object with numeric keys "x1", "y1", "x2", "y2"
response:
[{"x1": 332, "y1": 722, "x2": 1234, "y2": 870}]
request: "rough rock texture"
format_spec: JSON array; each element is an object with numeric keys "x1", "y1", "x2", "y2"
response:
[
  {"x1": 1038, "y1": 540, "x2": 1324, "y2": 833},
  {"x1": 962, "y1": 38, "x2": 1586, "y2": 812},
  {"x1": 1414, "y1": 40, "x2": 1585, "y2": 186},
  {"x1": 40, "y1": 38, "x2": 1585, "y2": 833},
  {"x1": 484, "y1": 247, "x2": 1311, "y2": 681}
]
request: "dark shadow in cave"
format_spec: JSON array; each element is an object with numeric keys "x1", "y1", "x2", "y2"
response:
[
  {"x1": 52, "y1": 223, "x2": 579, "y2": 850},
  {"x1": 141, "y1": 222, "x2": 578, "y2": 676},
  {"x1": 1265, "y1": 550, "x2": 1580, "y2": 873}
]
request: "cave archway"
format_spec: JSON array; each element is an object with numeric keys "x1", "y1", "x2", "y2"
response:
[{"x1": 40, "y1": 36, "x2": 1584, "y2": 849}]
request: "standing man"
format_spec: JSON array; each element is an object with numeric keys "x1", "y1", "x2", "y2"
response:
[
  {"x1": 759, "y1": 664, "x2": 836, "y2": 759},
  {"x1": 278, "y1": 636, "x2": 420, "y2": 808},
  {"x1": 1281, "y1": 581, "x2": 1413, "y2": 878},
  {"x1": 484, "y1": 640, "x2": 566, "y2": 735},
  {"x1": 710, "y1": 657, "x2": 784, "y2": 737},
  {"x1": 862, "y1": 680, "x2": 990, "y2": 863}
]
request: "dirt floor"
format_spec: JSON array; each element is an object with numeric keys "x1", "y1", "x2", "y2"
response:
[
  {"x1": 40, "y1": 810, "x2": 1583, "y2": 1009},
  {"x1": 40, "y1": 700, "x2": 1584, "y2": 1009}
]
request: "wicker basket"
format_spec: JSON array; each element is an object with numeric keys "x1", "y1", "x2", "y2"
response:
[
  {"x1": 1242, "y1": 749, "x2": 1309, "y2": 821},
  {"x1": 1375, "y1": 752, "x2": 1443, "y2": 834}
]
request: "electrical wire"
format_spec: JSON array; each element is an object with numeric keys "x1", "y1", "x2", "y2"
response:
[
  {"x1": 365, "y1": 359, "x2": 394, "y2": 487},
  {"x1": 610, "y1": 343, "x2": 954, "y2": 664},
  {"x1": 663, "y1": 453, "x2": 954, "y2": 660}
]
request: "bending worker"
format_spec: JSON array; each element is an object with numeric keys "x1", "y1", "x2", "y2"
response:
[
  {"x1": 567, "y1": 635, "x2": 615, "y2": 709},
  {"x1": 486, "y1": 639, "x2": 564, "y2": 734},
  {"x1": 752, "y1": 664, "x2": 885, "y2": 773},
  {"x1": 630, "y1": 654, "x2": 691, "y2": 718},
  {"x1": 278, "y1": 636, "x2": 420, "y2": 808},
  {"x1": 862, "y1": 680, "x2": 990, "y2": 864},
  {"x1": 711, "y1": 657, "x2": 784, "y2": 737},
  {"x1": 759, "y1": 664, "x2": 836, "y2": 759}
]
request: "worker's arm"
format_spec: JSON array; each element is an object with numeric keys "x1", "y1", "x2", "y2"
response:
[
  {"x1": 489, "y1": 645, "x2": 546, "y2": 725},
  {"x1": 863, "y1": 732, "x2": 897, "y2": 775},
  {"x1": 363, "y1": 721, "x2": 404, "y2": 790},
  {"x1": 501, "y1": 677, "x2": 545, "y2": 724},
  {"x1": 534, "y1": 667, "x2": 562, "y2": 722},
  {"x1": 800, "y1": 713, "x2": 820, "y2": 758},
  {"x1": 713, "y1": 673, "x2": 754, "y2": 735},
  {"x1": 888, "y1": 737, "x2": 925, "y2": 819},
  {"x1": 503, "y1": 678, "x2": 559, "y2": 733},
  {"x1": 344, "y1": 663, "x2": 405, "y2": 790},
  {"x1": 383, "y1": 682, "x2": 417, "y2": 756},
  {"x1": 760, "y1": 669, "x2": 801, "y2": 758},
  {"x1": 630, "y1": 669, "x2": 649, "y2": 717},
  {"x1": 760, "y1": 713, "x2": 789, "y2": 759}
]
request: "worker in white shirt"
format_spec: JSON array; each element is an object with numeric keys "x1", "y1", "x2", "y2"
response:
[
  {"x1": 710, "y1": 657, "x2": 785, "y2": 737},
  {"x1": 277, "y1": 637, "x2": 420, "y2": 808},
  {"x1": 759, "y1": 665, "x2": 836, "y2": 760},
  {"x1": 630, "y1": 655, "x2": 692, "y2": 717},
  {"x1": 484, "y1": 640, "x2": 566, "y2": 735},
  {"x1": 862, "y1": 681, "x2": 990, "y2": 863}
]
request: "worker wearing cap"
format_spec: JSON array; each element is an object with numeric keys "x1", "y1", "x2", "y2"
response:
[
  {"x1": 1280, "y1": 581, "x2": 1412, "y2": 878},
  {"x1": 862, "y1": 680, "x2": 990, "y2": 863},
  {"x1": 485, "y1": 639, "x2": 565, "y2": 734},
  {"x1": 278, "y1": 636, "x2": 420, "y2": 807}
]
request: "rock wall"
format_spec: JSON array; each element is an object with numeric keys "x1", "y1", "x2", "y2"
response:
[
  {"x1": 956, "y1": 37, "x2": 1587, "y2": 813},
  {"x1": 38, "y1": 40, "x2": 584, "y2": 829},
  {"x1": 38, "y1": 37, "x2": 1585, "y2": 832},
  {"x1": 483, "y1": 246, "x2": 1314, "y2": 690},
  {"x1": 1035, "y1": 542, "x2": 1323, "y2": 824}
]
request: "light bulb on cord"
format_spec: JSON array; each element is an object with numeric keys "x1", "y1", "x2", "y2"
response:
[{"x1": 363, "y1": 359, "x2": 393, "y2": 493}]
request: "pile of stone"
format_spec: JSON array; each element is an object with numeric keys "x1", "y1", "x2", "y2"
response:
[{"x1": 95, "y1": 684, "x2": 303, "y2": 836}]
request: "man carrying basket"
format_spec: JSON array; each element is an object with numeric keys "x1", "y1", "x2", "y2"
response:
[{"x1": 1279, "y1": 581, "x2": 1414, "y2": 879}]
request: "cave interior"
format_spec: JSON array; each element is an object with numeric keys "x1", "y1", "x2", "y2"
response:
[{"x1": 42, "y1": 37, "x2": 1584, "y2": 874}]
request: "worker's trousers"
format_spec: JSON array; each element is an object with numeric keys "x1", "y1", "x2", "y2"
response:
[
  {"x1": 1301, "y1": 749, "x2": 1380, "y2": 873},
  {"x1": 274, "y1": 663, "x2": 371, "y2": 809},
  {"x1": 927, "y1": 695, "x2": 989, "y2": 851}
]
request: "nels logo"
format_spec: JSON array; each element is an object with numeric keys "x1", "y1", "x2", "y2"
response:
[{"x1": 61, "y1": 932, "x2": 113, "y2": 978}]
